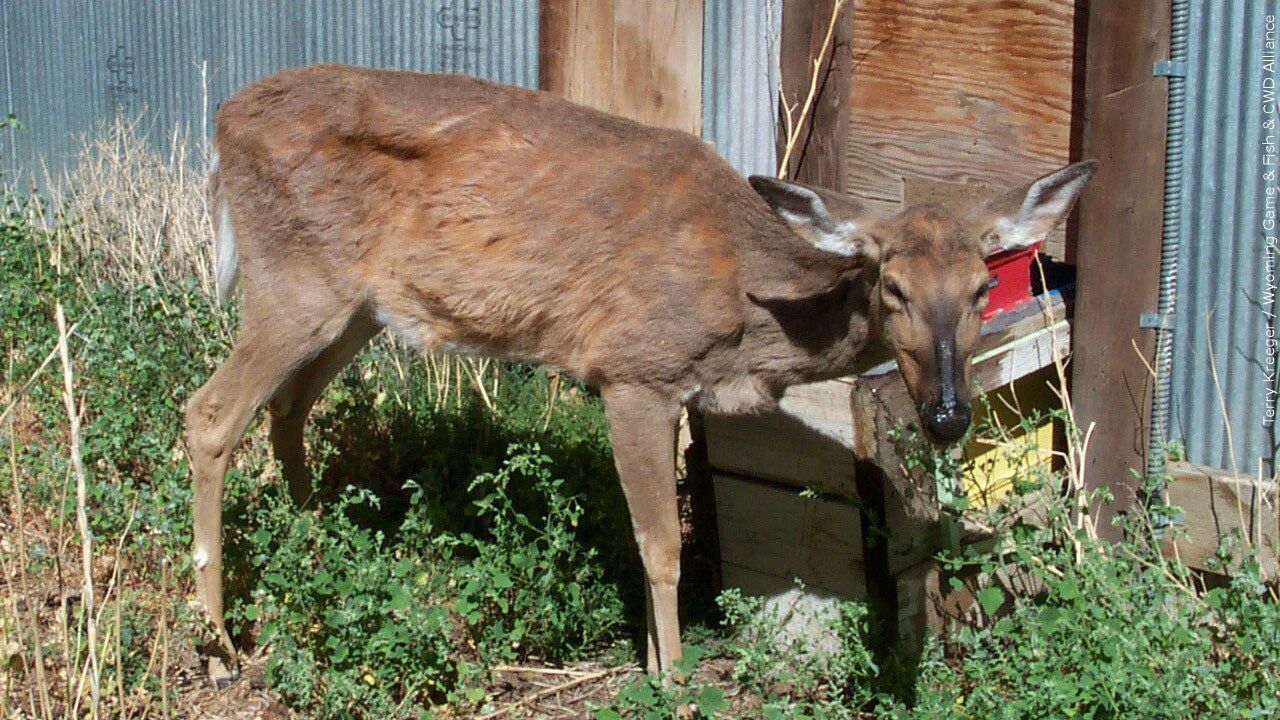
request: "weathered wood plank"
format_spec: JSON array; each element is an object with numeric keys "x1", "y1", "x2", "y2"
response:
[
  {"x1": 1071, "y1": 0, "x2": 1170, "y2": 541},
  {"x1": 538, "y1": 0, "x2": 702, "y2": 135},
  {"x1": 611, "y1": 1, "x2": 703, "y2": 135},
  {"x1": 1164, "y1": 462, "x2": 1279, "y2": 580},
  {"x1": 540, "y1": 0, "x2": 614, "y2": 107},
  {"x1": 843, "y1": 0, "x2": 1075, "y2": 208},
  {"x1": 704, "y1": 392, "x2": 860, "y2": 495},
  {"x1": 714, "y1": 474, "x2": 865, "y2": 597},
  {"x1": 720, "y1": 563, "x2": 866, "y2": 653}
]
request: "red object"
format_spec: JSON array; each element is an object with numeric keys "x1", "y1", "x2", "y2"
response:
[{"x1": 981, "y1": 242, "x2": 1041, "y2": 321}]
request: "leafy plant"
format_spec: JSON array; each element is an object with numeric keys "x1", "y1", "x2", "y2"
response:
[
  {"x1": 241, "y1": 483, "x2": 456, "y2": 718},
  {"x1": 441, "y1": 444, "x2": 625, "y2": 665},
  {"x1": 594, "y1": 646, "x2": 729, "y2": 720}
]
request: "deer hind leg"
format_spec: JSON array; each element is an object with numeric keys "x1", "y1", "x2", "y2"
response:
[
  {"x1": 602, "y1": 384, "x2": 683, "y2": 674},
  {"x1": 268, "y1": 309, "x2": 381, "y2": 506},
  {"x1": 184, "y1": 301, "x2": 361, "y2": 687}
]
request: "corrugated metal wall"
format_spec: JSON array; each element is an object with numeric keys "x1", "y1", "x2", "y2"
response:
[
  {"x1": 1171, "y1": 0, "x2": 1280, "y2": 474},
  {"x1": 1, "y1": 0, "x2": 538, "y2": 179},
  {"x1": 702, "y1": 0, "x2": 780, "y2": 177}
]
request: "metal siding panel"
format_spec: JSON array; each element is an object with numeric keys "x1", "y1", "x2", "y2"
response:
[
  {"x1": 1, "y1": 0, "x2": 537, "y2": 182},
  {"x1": 702, "y1": 0, "x2": 779, "y2": 177},
  {"x1": 2, "y1": 3, "x2": 13, "y2": 178},
  {"x1": 1172, "y1": 0, "x2": 1280, "y2": 473}
]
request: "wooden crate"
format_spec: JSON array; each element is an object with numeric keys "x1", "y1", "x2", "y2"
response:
[
  {"x1": 705, "y1": 380, "x2": 859, "y2": 497},
  {"x1": 713, "y1": 473, "x2": 866, "y2": 650},
  {"x1": 714, "y1": 474, "x2": 866, "y2": 599},
  {"x1": 704, "y1": 294, "x2": 1072, "y2": 654},
  {"x1": 962, "y1": 366, "x2": 1061, "y2": 509}
]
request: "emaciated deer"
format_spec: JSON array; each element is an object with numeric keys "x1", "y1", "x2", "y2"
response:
[{"x1": 186, "y1": 64, "x2": 1096, "y2": 685}]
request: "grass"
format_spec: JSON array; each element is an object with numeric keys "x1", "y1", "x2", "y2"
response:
[{"x1": 2, "y1": 120, "x2": 1278, "y2": 719}]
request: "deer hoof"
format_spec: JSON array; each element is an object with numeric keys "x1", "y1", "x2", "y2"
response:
[{"x1": 207, "y1": 656, "x2": 240, "y2": 689}]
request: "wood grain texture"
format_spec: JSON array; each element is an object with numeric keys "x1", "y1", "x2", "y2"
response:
[
  {"x1": 843, "y1": 0, "x2": 1076, "y2": 208},
  {"x1": 1164, "y1": 462, "x2": 1279, "y2": 580},
  {"x1": 538, "y1": 0, "x2": 702, "y2": 135},
  {"x1": 1070, "y1": 0, "x2": 1170, "y2": 540},
  {"x1": 714, "y1": 474, "x2": 865, "y2": 597},
  {"x1": 779, "y1": 0, "x2": 855, "y2": 188},
  {"x1": 704, "y1": 382, "x2": 861, "y2": 496}
]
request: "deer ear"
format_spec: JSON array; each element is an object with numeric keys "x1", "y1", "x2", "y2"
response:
[
  {"x1": 749, "y1": 175, "x2": 879, "y2": 262},
  {"x1": 976, "y1": 160, "x2": 1099, "y2": 255}
]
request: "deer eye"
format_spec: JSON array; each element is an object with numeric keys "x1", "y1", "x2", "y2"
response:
[{"x1": 882, "y1": 278, "x2": 907, "y2": 306}]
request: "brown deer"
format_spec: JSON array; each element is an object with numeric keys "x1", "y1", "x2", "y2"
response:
[{"x1": 185, "y1": 63, "x2": 1096, "y2": 685}]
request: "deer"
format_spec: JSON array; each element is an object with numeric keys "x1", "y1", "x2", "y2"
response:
[{"x1": 185, "y1": 63, "x2": 1097, "y2": 686}]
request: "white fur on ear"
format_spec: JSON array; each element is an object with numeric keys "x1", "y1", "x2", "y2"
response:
[
  {"x1": 989, "y1": 215, "x2": 1037, "y2": 253},
  {"x1": 986, "y1": 160, "x2": 1098, "y2": 254},
  {"x1": 749, "y1": 175, "x2": 865, "y2": 257}
]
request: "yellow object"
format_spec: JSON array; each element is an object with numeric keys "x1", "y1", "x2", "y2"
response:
[{"x1": 962, "y1": 368, "x2": 1059, "y2": 508}]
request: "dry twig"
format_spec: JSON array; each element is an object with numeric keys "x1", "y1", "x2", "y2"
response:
[
  {"x1": 477, "y1": 666, "x2": 626, "y2": 720},
  {"x1": 56, "y1": 302, "x2": 100, "y2": 715},
  {"x1": 777, "y1": 0, "x2": 848, "y2": 179}
]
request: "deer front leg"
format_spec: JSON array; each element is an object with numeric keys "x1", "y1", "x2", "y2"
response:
[{"x1": 602, "y1": 384, "x2": 683, "y2": 674}]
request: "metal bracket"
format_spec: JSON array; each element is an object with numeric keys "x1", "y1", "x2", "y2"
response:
[
  {"x1": 1140, "y1": 312, "x2": 1174, "y2": 330},
  {"x1": 1153, "y1": 60, "x2": 1187, "y2": 77}
]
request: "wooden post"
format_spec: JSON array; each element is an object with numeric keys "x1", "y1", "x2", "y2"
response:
[
  {"x1": 1071, "y1": 1, "x2": 1171, "y2": 540},
  {"x1": 538, "y1": 0, "x2": 703, "y2": 135},
  {"x1": 538, "y1": 0, "x2": 717, "y2": 607},
  {"x1": 778, "y1": 0, "x2": 854, "y2": 188}
]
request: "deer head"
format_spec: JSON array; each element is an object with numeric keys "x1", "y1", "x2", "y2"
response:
[{"x1": 750, "y1": 160, "x2": 1097, "y2": 444}]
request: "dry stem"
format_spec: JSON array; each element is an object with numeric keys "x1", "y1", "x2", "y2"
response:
[
  {"x1": 56, "y1": 302, "x2": 100, "y2": 715},
  {"x1": 477, "y1": 666, "x2": 627, "y2": 719},
  {"x1": 776, "y1": 0, "x2": 848, "y2": 179}
]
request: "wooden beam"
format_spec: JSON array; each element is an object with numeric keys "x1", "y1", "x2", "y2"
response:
[
  {"x1": 538, "y1": 0, "x2": 703, "y2": 135},
  {"x1": 1070, "y1": 0, "x2": 1170, "y2": 541},
  {"x1": 778, "y1": 0, "x2": 855, "y2": 188}
]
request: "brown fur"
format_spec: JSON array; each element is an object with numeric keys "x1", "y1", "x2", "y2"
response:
[{"x1": 185, "y1": 64, "x2": 1096, "y2": 683}]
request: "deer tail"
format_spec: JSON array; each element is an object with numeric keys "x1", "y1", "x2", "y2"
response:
[{"x1": 209, "y1": 149, "x2": 239, "y2": 304}]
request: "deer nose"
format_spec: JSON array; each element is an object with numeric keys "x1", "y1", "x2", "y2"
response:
[{"x1": 922, "y1": 402, "x2": 972, "y2": 445}]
